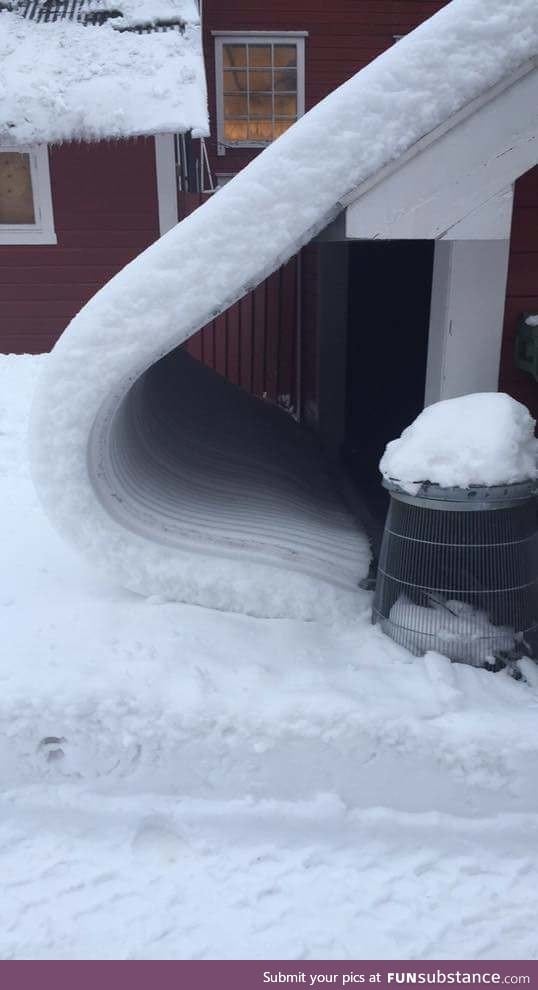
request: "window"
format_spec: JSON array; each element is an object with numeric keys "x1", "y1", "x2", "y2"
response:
[
  {"x1": 214, "y1": 32, "x2": 306, "y2": 154},
  {"x1": 0, "y1": 145, "x2": 56, "y2": 244}
]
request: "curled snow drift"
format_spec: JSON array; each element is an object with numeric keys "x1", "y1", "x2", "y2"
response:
[
  {"x1": 380, "y1": 393, "x2": 537, "y2": 495},
  {"x1": 30, "y1": 0, "x2": 538, "y2": 616}
]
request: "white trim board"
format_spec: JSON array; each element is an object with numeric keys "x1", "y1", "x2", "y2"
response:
[
  {"x1": 154, "y1": 134, "x2": 178, "y2": 236},
  {"x1": 0, "y1": 144, "x2": 56, "y2": 245},
  {"x1": 424, "y1": 238, "x2": 512, "y2": 405},
  {"x1": 344, "y1": 58, "x2": 538, "y2": 240},
  {"x1": 211, "y1": 31, "x2": 308, "y2": 37}
]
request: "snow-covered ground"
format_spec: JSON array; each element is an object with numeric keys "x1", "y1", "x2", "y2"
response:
[{"x1": 2, "y1": 354, "x2": 538, "y2": 960}]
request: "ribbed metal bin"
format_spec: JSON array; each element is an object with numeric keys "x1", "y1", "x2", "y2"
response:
[{"x1": 373, "y1": 479, "x2": 538, "y2": 666}]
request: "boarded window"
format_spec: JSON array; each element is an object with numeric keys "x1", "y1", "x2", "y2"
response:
[
  {"x1": 0, "y1": 152, "x2": 35, "y2": 224},
  {"x1": 221, "y1": 39, "x2": 302, "y2": 146}
]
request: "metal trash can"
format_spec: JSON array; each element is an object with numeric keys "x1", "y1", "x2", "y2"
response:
[{"x1": 373, "y1": 479, "x2": 538, "y2": 667}]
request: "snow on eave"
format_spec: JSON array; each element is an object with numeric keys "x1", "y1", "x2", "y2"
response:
[
  {"x1": 0, "y1": 1, "x2": 208, "y2": 146},
  {"x1": 340, "y1": 54, "x2": 538, "y2": 215},
  {"x1": 341, "y1": 54, "x2": 538, "y2": 240}
]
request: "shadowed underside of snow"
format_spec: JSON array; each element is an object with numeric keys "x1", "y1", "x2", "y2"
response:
[
  {"x1": 29, "y1": 0, "x2": 538, "y2": 616},
  {"x1": 89, "y1": 349, "x2": 369, "y2": 608}
]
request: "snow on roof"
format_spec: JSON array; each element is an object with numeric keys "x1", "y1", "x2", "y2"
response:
[{"x1": 0, "y1": 0, "x2": 208, "y2": 145}]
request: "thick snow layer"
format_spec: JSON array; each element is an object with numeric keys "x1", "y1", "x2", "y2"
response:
[
  {"x1": 5, "y1": 355, "x2": 538, "y2": 959},
  {"x1": 380, "y1": 393, "x2": 537, "y2": 494},
  {"x1": 30, "y1": 0, "x2": 538, "y2": 613},
  {"x1": 0, "y1": 1, "x2": 207, "y2": 144}
]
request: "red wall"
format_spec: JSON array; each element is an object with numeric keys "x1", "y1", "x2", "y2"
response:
[
  {"x1": 3, "y1": 2, "x2": 536, "y2": 420},
  {"x1": 179, "y1": 191, "x2": 299, "y2": 408},
  {"x1": 202, "y1": 0, "x2": 449, "y2": 179},
  {"x1": 499, "y1": 168, "x2": 538, "y2": 419},
  {"x1": 0, "y1": 138, "x2": 159, "y2": 354},
  {"x1": 299, "y1": 243, "x2": 320, "y2": 425},
  {"x1": 202, "y1": 1, "x2": 537, "y2": 419}
]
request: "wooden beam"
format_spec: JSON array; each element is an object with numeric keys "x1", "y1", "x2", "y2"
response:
[{"x1": 345, "y1": 61, "x2": 538, "y2": 240}]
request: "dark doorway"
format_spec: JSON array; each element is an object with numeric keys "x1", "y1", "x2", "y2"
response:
[{"x1": 343, "y1": 240, "x2": 434, "y2": 531}]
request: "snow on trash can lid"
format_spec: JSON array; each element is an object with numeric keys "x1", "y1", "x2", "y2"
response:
[{"x1": 379, "y1": 393, "x2": 538, "y2": 497}]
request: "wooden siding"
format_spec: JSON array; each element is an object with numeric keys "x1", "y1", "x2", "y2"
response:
[
  {"x1": 203, "y1": 0, "x2": 537, "y2": 422},
  {"x1": 179, "y1": 191, "x2": 299, "y2": 409},
  {"x1": 299, "y1": 243, "x2": 320, "y2": 425},
  {"x1": 203, "y1": 0, "x2": 449, "y2": 179},
  {"x1": 499, "y1": 167, "x2": 538, "y2": 419},
  {"x1": 0, "y1": 138, "x2": 159, "y2": 354},
  {"x1": 201, "y1": 0, "x2": 452, "y2": 422}
]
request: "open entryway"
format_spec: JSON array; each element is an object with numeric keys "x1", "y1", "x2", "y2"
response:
[{"x1": 343, "y1": 241, "x2": 434, "y2": 527}]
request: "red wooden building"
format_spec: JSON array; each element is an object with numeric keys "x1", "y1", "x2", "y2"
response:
[
  {"x1": 187, "y1": 0, "x2": 538, "y2": 507},
  {"x1": 0, "y1": 0, "x2": 208, "y2": 353},
  {"x1": 1, "y1": 0, "x2": 537, "y2": 508}
]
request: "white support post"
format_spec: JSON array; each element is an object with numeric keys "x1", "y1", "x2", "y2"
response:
[
  {"x1": 424, "y1": 237, "x2": 512, "y2": 405},
  {"x1": 154, "y1": 134, "x2": 178, "y2": 236}
]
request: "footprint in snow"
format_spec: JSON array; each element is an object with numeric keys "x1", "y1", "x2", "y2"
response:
[
  {"x1": 131, "y1": 816, "x2": 189, "y2": 864},
  {"x1": 38, "y1": 736, "x2": 66, "y2": 764}
]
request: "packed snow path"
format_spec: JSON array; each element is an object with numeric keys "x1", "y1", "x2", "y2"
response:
[
  {"x1": 29, "y1": 0, "x2": 538, "y2": 614},
  {"x1": 4, "y1": 356, "x2": 538, "y2": 959}
]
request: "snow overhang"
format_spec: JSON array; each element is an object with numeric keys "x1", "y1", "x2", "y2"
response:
[
  {"x1": 343, "y1": 57, "x2": 538, "y2": 240},
  {"x1": 0, "y1": 0, "x2": 208, "y2": 145}
]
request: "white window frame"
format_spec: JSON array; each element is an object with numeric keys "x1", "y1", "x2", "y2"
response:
[
  {"x1": 213, "y1": 31, "x2": 307, "y2": 156},
  {"x1": 0, "y1": 144, "x2": 57, "y2": 245}
]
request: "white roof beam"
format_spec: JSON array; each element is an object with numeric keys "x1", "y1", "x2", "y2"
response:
[{"x1": 345, "y1": 59, "x2": 538, "y2": 240}]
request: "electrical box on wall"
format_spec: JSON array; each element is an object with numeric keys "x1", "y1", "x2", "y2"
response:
[{"x1": 515, "y1": 314, "x2": 538, "y2": 382}]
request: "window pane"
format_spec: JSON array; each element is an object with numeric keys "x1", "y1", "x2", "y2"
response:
[
  {"x1": 273, "y1": 120, "x2": 293, "y2": 138},
  {"x1": 249, "y1": 70, "x2": 273, "y2": 92},
  {"x1": 0, "y1": 152, "x2": 35, "y2": 224},
  {"x1": 274, "y1": 44, "x2": 296, "y2": 67},
  {"x1": 249, "y1": 44, "x2": 271, "y2": 67},
  {"x1": 224, "y1": 120, "x2": 248, "y2": 142},
  {"x1": 223, "y1": 44, "x2": 246, "y2": 68},
  {"x1": 249, "y1": 94, "x2": 273, "y2": 119},
  {"x1": 224, "y1": 94, "x2": 248, "y2": 118},
  {"x1": 274, "y1": 69, "x2": 297, "y2": 92},
  {"x1": 247, "y1": 120, "x2": 273, "y2": 141},
  {"x1": 274, "y1": 94, "x2": 297, "y2": 118},
  {"x1": 223, "y1": 69, "x2": 248, "y2": 93}
]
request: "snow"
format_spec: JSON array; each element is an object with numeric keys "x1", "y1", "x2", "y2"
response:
[
  {"x1": 0, "y1": 0, "x2": 207, "y2": 145},
  {"x1": 29, "y1": 0, "x2": 538, "y2": 613},
  {"x1": 81, "y1": 348, "x2": 370, "y2": 619},
  {"x1": 4, "y1": 354, "x2": 538, "y2": 958},
  {"x1": 388, "y1": 597, "x2": 517, "y2": 667},
  {"x1": 380, "y1": 393, "x2": 537, "y2": 494}
]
